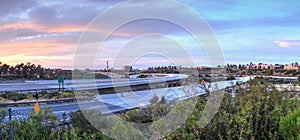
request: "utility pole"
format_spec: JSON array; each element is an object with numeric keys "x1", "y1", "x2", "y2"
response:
[
  {"x1": 106, "y1": 60, "x2": 110, "y2": 77},
  {"x1": 106, "y1": 60, "x2": 109, "y2": 70}
]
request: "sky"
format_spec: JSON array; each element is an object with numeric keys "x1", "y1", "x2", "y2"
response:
[{"x1": 0, "y1": 0, "x2": 300, "y2": 69}]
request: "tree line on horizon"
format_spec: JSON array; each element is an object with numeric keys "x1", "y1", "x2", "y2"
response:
[
  {"x1": 0, "y1": 62, "x2": 110, "y2": 81},
  {"x1": 0, "y1": 62, "x2": 72, "y2": 80}
]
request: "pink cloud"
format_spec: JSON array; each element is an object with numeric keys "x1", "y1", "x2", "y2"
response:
[{"x1": 274, "y1": 40, "x2": 300, "y2": 48}]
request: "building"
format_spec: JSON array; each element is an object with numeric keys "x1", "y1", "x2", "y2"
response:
[
  {"x1": 284, "y1": 63, "x2": 299, "y2": 70},
  {"x1": 256, "y1": 63, "x2": 269, "y2": 69},
  {"x1": 270, "y1": 64, "x2": 283, "y2": 70},
  {"x1": 246, "y1": 63, "x2": 270, "y2": 70},
  {"x1": 121, "y1": 66, "x2": 132, "y2": 72},
  {"x1": 197, "y1": 66, "x2": 208, "y2": 70}
]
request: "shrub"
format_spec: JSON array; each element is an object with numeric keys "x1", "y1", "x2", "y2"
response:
[
  {"x1": 0, "y1": 92, "x2": 26, "y2": 101},
  {"x1": 61, "y1": 91, "x2": 75, "y2": 98},
  {"x1": 279, "y1": 108, "x2": 300, "y2": 139},
  {"x1": 226, "y1": 75, "x2": 236, "y2": 80},
  {"x1": 0, "y1": 109, "x2": 6, "y2": 123}
]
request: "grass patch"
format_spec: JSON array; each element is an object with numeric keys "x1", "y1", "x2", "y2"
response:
[
  {"x1": 0, "y1": 92, "x2": 26, "y2": 101},
  {"x1": 61, "y1": 91, "x2": 75, "y2": 98}
]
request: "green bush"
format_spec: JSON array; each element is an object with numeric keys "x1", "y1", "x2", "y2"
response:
[
  {"x1": 42, "y1": 91, "x2": 60, "y2": 99},
  {"x1": 279, "y1": 108, "x2": 300, "y2": 139},
  {"x1": 69, "y1": 110, "x2": 98, "y2": 134},
  {"x1": 61, "y1": 91, "x2": 75, "y2": 98},
  {"x1": 0, "y1": 109, "x2": 6, "y2": 123},
  {"x1": 69, "y1": 110, "x2": 113, "y2": 140},
  {"x1": 0, "y1": 92, "x2": 26, "y2": 101},
  {"x1": 226, "y1": 74, "x2": 236, "y2": 80},
  {"x1": 1, "y1": 108, "x2": 112, "y2": 139},
  {"x1": 137, "y1": 74, "x2": 147, "y2": 78},
  {"x1": 0, "y1": 107, "x2": 57, "y2": 139}
]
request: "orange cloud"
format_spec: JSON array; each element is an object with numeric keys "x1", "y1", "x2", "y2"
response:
[
  {"x1": 0, "y1": 38, "x2": 75, "y2": 63},
  {"x1": 0, "y1": 39, "x2": 70, "y2": 51},
  {"x1": 0, "y1": 22, "x2": 38, "y2": 31},
  {"x1": 0, "y1": 21, "x2": 137, "y2": 68},
  {"x1": 0, "y1": 22, "x2": 85, "y2": 33},
  {"x1": 41, "y1": 25, "x2": 85, "y2": 33}
]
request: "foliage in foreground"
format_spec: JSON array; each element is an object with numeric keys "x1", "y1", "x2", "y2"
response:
[
  {"x1": 0, "y1": 108, "x2": 111, "y2": 140},
  {"x1": 279, "y1": 108, "x2": 300, "y2": 139},
  {"x1": 122, "y1": 78, "x2": 300, "y2": 139},
  {"x1": 163, "y1": 79, "x2": 299, "y2": 139}
]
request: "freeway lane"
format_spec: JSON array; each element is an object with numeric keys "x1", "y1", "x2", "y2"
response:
[
  {"x1": 94, "y1": 76, "x2": 252, "y2": 108},
  {"x1": 3, "y1": 101, "x2": 125, "y2": 122}
]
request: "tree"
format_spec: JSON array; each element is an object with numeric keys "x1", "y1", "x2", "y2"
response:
[
  {"x1": 149, "y1": 94, "x2": 159, "y2": 105},
  {"x1": 0, "y1": 64, "x2": 9, "y2": 76},
  {"x1": 226, "y1": 74, "x2": 235, "y2": 80}
]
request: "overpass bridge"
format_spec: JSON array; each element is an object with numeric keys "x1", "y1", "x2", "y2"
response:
[
  {"x1": 0, "y1": 74, "x2": 187, "y2": 93},
  {"x1": 90, "y1": 76, "x2": 252, "y2": 113}
]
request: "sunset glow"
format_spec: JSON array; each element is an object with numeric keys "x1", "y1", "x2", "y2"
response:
[{"x1": 1, "y1": 0, "x2": 300, "y2": 68}]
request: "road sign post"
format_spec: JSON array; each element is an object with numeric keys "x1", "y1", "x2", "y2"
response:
[
  {"x1": 57, "y1": 76, "x2": 64, "y2": 91},
  {"x1": 34, "y1": 102, "x2": 40, "y2": 115},
  {"x1": 32, "y1": 93, "x2": 40, "y2": 115},
  {"x1": 33, "y1": 93, "x2": 38, "y2": 100}
]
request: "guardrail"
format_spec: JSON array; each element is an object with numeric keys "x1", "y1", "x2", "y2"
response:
[{"x1": 0, "y1": 98, "x2": 88, "y2": 107}]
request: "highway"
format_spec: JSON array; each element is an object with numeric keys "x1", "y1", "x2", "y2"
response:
[
  {"x1": 2, "y1": 76, "x2": 252, "y2": 122},
  {"x1": 0, "y1": 74, "x2": 187, "y2": 92}
]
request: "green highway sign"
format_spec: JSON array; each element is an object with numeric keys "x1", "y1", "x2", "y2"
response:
[{"x1": 57, "y1": 76, "x2": 64, "y2": 83}]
